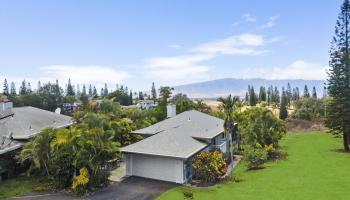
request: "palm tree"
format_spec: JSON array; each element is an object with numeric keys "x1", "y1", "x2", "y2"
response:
[
  {"x1": 17, "y1": 128, "x2": 54, "y2": 176},
  {"x1": 217, "y1": 95, "x2": 240, "y2": 153}
]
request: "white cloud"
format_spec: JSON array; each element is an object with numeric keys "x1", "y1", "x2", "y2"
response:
[
  {"x1": 240, "y1": 60, "x2": 328, "y2": 80},
  {"x1": 242, "y1": 13, "x2": 256, "y2": 22},
  {"x1": 144, "y1": 54, "x2": 213, "y2": 83},
  {"x1": 144, "y1": 33, "x2": 278, "y2": 83},
  {"x1": 190, "y1": 34, "x2": 267, "y2": 55},
  {"x1": 259, "y1": 16, "x2": 279, "y2": 29}
]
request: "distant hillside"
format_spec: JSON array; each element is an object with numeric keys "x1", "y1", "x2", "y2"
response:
[{"x1": 173, "y1": 78, "x2": 326, "y2": 98}]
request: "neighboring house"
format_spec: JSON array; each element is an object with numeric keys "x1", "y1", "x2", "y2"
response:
[
  {"x1": 0, "y1": 101, "x2": 73, "y2": 180},
  {"x1": 120, "y1": 109, "x2": 231, "y2": 184},
  {"x1": 62, "y1": 102, "x2": 80, "y2": 114},
  {"x1": 136, "y1": 100, "x2": 157, "y2": 110}
]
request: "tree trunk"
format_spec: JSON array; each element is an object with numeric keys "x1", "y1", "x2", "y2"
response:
[{"x1": 343, "y1": 129, "x2": 350, "y2": 151}]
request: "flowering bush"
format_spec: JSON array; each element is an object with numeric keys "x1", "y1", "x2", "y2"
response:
[{"x1": 192, "y1": 149, "x2": 228, "y2": 183}]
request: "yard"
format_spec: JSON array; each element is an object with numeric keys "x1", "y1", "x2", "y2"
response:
[
  {"x1": 2, "y1": 131, "x2": 350, "y2": 200},
  {"x1": 157, "y1": 131, "x2": 350, "y2": 200}
]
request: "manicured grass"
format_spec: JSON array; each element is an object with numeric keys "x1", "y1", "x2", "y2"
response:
[
  {"x1": 0, "y1": 177, "x2": 43, "y2": 200},
  {"x1": 157, "y1": 131, "x2": 350, "y2": 200}
]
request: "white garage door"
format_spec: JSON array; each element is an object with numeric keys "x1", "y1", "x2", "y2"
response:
[{"x1": 126, "y1": 154, "x2": 184, "y2": 183}]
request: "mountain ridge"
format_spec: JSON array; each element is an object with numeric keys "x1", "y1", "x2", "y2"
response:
[{"x1": 173, "y1": 78, "x2": 326, "y2": 98}]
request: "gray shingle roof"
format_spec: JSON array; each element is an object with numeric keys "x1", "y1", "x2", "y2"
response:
[
  {"x1": 132, "y1": 110, "x2": 224, "y2": 139},
  {"x1": 0, "y1": 106, "x2": 73, "y2": 154},
  {"x1": 121, "y1": 110, "x2": 224, "y2": 159}
]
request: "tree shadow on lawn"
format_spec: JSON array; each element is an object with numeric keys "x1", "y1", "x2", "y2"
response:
[{"x1": 331, "y1": 148, "x2": 350, "y2": 154}]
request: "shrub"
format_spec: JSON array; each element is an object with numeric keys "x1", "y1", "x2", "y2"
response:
[
  {"x1": 243, "y1": 144, "x2": 268, "y2": 170},
  {"x1": 264, "y1": 144, "x2": 276, "y2": 159},
  {"x1": 192, "y1": 149, "x2": 228, "y2": 183},
  {"x1": 183, "y1": 191, "x2": 194, "y2": 199}
]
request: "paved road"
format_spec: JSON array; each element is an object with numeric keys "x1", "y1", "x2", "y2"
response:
[{"x1": 12, "y1": 177, "x2": 176, "y2": 200}]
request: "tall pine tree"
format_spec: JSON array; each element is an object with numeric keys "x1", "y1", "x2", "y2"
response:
[
  {"x1": 303, "y1": 85, "x2": 310, "y2": 98},
  {"x1": 10, "y1": 82, "x2": 16, "y2": 95},
  {"x1": 258, "y1": 86, "x2": 267, "y2": 102},
  {"x1": 3, "y1": 79, "x2": 9, "y2": 95},
  {"x1": 312, "y1": 86, "x2": 317, "y2": 99},
  {"x1": 327, "y1": 0, "x2": 350, "y2": 151},
  {"x1": 249, "y1": 86, "x2": 257, "y2": 106},
  {"x1": 66, "y1": 79, "x2": 75, "y2": 96},
  {"x1": 151, "y1": 82, "x2": 157, "y2": 100},
  {"x1": 88, "y1": 84, "x2": 93, "y2": 96},
  {"x1": 19, "y1": 80, "x2": 27, "y2": 95},
  {"x1": 286, "y1": 82, "x2": 292, "y2": 104},
  {"x1": 279, "y1": 88, "x2": 288, "y2": 120}
]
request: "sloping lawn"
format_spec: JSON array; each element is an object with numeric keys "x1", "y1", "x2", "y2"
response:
[{"x1": 157, "y1": 131, "x2": 350, "y2": 200}]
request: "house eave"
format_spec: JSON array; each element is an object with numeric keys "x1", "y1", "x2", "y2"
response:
[
  {"x1": 121, "y1": 144, "x2": 208, "y2": 160},
  {"x1": 11, "y1": 122, "x2": 74, "y2": 140}
]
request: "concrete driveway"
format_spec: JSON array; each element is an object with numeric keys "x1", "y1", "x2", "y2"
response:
[
  {"x1": 90, "y1": 177, "x2": 175, "y2": 200},
  {"x1": 12, "y1": 177, "x2": 176, "y2": 200}
]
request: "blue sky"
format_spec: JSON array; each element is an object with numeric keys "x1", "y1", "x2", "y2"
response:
[{"x1": 0, "y1": 0, "x2": 342, "y2": 91}]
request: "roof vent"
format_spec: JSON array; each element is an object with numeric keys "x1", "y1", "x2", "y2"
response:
[{"x1": 188, "y1": 117, "x2": 191, "y2": 122}]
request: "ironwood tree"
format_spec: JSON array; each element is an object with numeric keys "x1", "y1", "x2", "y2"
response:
[{"x1": 327, "y1": 0, "x2": 350, "y2": 151}]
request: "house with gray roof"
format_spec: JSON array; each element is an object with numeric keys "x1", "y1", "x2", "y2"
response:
[
  {"x1": 120, "y1": 109, "x2": 231, "y2": 184},
  {"x1": 0, "y1": 101, "x2": 72, "y2": 180}
]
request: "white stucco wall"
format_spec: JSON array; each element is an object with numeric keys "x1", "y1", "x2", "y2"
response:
[{"x1": 125, "y1": 154, "x2": 184, "y2": 183}]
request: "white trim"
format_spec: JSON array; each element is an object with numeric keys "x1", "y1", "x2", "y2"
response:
[{"x1": 0, "y1": 143, "x2": 23, "y2": 155}]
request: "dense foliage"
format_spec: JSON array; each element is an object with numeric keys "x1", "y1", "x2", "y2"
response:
[
  {"x1": 16, "y1": 99, "x2": 159, "y2": 194},
  {"x1": 235, "y1": 107, "x2": 286, "y2": 148},
  {"x1": 192, "y1": 149, "x2": 228, "y2": 183},
  {"x1": 17, "y1": 127, "x2": 118, "y2": 194},
  {"x1": 291, "y1": 98, "x2": 325, "y2": 120}
]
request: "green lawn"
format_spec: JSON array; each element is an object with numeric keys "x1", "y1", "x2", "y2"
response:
[
  {"x1": 0, "y1": 177, "x2": 44, "y2": 200},
  {"x1": 157, "y1": 131, "x2": 350, "y2": 200}
]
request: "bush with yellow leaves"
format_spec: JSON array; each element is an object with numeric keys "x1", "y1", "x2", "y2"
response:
[
  {"x1": 192, "y1": 149, "x2": 228, "y2": 183},
  {"x1": 72, "y1": 167, "x2": 90, "y2": 195}
]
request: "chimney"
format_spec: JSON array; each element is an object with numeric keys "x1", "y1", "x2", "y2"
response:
[{"x1": 167, "y1": 103, "x2": 176, "y2": 118}]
